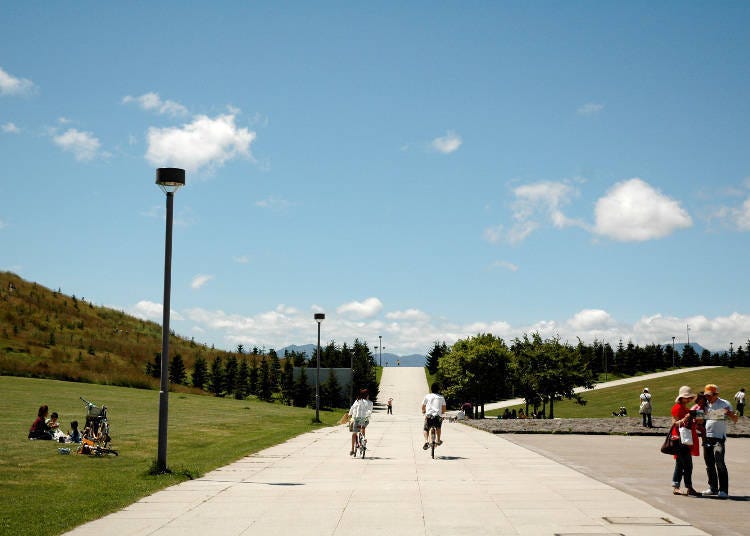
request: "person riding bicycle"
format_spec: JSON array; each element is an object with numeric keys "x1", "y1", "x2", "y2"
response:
[
  {"x1": 348, "y1": 388, "x2": 373, "y2": 456},
  {"x1": 422, "y1": 382, "x2": 446, "y2": 450}
]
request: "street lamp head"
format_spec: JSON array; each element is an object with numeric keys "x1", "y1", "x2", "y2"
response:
[
  {"x1": 156, "y1": 168, "x2": 186, "y2": 194},
  {"x1": 314, "y1": 313, "x2": 325, "y2": 323}
]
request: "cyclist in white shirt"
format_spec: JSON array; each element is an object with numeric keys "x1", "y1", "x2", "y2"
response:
[
  {"x1": 421, "y1": 382, "x2": 447, "y2": 450},
  {"x1": 348, "y1": 388, "x2": 373, "y2": 456}
]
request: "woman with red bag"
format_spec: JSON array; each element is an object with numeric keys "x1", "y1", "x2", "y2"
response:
[{"x1": 671, "y1": 385, "x2": 700, "y2": 496}]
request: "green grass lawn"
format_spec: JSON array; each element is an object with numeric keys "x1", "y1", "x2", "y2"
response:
[
  {"x1": 0, "y1": 376, "x2": 344, "y2": 536},
  {"x1": 486, "y1": 367, "x2": 750, "y2": 418}
]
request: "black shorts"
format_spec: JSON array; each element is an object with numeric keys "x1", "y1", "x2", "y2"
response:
[{"x1": 424, "y1": 415, "x2": 443, "y2": 432}]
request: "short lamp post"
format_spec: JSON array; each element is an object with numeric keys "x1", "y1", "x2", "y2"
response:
[
  {"x1": 155, "y1": 167, "x2": 185, "y2": 473},
  {"x1": 314, "y1": 313, "x2": 325, "y2": 423}
]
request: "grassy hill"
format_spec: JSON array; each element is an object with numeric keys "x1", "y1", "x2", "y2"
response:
[{"x1": 0, "y1": 271, "x2": 234, "y2": 390}]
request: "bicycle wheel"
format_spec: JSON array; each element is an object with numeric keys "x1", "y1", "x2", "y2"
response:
[
  {"x1": 430, "y1": 428, "x2": 436, "y2": 459},
  {"x1": 359, "y1": 434, "x2": 366, "y2": 459}
]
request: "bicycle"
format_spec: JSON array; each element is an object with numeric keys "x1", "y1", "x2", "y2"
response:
[
  {"x1": 354, "y1": 427, "x2": 367, "y2": 459},
  {"x1": 425, "y1": 415, "x2": 443, "y2": 459}
]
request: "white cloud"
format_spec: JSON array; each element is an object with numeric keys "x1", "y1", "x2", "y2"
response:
[
  {"x1": 129, "y1": 300, "x2": 183, "y2": 321},
  {"x1": 594, "y1": 178, "x2": 692, "y2": 241},
  {"x1": 491, "y1": 260, "x2": 519, "y2": 272},
  {"x1": 53, "y1": 128, "x2": 102, "y2": 161},
  {"x1": 2, "y1": 122, "x2": 19, "y2": 133},
  {"x1": 713, "y1": 195, "x2": 750, "y2": 231},
  {"x1": 567, "y1": 309, "x2": 614, "y2": 331},
  {"x1": 337, "y1": 297, "x2": 383, "y2": 319},
  {"x1": 431, "y1": 131, "x2": 462, "y2": 154},
  {"x1": 577, "y1": 102, "x2": 604, "y2": 115},
  {"x1": 145, "y1": 113, "x2": 255, "y2": 173},
  {"x1": 233, "y1": 255, "x2": 250, "y2": 264},
  {"x1": 191, "y1": 274, "x2": 214, "y2": 289},
  {"x1": 123, "y1": 92, "x2": 188, "y2": 117},
  {"x1": 386, "y1": 309, "x2": 429, "y2": 322},
  {"x1": 0, "y1": 66, "x2": 35, "y2": 96},
  {"x1": 486, "y1": 180, "x2": 583, "y2": 244}
]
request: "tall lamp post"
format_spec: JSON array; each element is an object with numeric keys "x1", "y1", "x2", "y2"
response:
[
  {"x1": 375, "y1": 335, "x2": 384, "y2": 367},
  {"x1": 730, "y1": 342, "x2": 734, "y2": 364},
  {"x1": 314, "y1": 313, "x2": 325, "y2": 423},
  {"x1": 155, "y1": 167, "x2": 185, "y2": 473},
  {"x1": 672, "y1": 336, "x2": 676, "y2": 368}
]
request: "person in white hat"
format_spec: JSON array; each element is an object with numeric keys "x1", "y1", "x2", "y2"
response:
[
  {"x1": 701, "y1": 384, "x2": 738, "y2": 498},
  {"x1": 639, "y1": 387, "x2": 652, "y2": 427},
  {"x1": 670, "y1": 385, "x2": 700, "y2": 497}
]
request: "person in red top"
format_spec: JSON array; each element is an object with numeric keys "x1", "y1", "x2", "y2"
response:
[
  {"x1": 671, "y1": 386, "x2": 700, "y2": 496},
  {"x1": 28, "y1": 404, "x2": 52, "y2": 440}
]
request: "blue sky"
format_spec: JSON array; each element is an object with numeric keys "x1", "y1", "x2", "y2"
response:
[{"x1": 2, "y1": 2, "x2": 749, "y2": 355}]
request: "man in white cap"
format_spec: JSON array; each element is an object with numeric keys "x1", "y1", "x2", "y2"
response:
[
  {"x1": 701, "y1": 384, "x2": 738, "y2": 498},
  {"x1": 639, "y1": 387, "x2": 652, "y2": 428}
]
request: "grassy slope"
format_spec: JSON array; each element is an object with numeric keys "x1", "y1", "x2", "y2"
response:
[
  {"x1": 0, "y1": 376, "x2": 344, "y2": 536},
  {"x1": 485, "y1": 367, "x2": 750, "y2": 418}
]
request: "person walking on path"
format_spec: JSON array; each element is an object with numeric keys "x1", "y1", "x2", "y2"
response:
[
  {"x1": 670, "y1": 386, "x2": 700, "y2": 497},
  {"x1": 387, "y1": 398, "x2": 393, "y2": 415},
  {"x1": 734, "y1": 388, "x2": 745, "y2": 418},
  {"x1": 639, "y1": 387, "x2": 653, "y2": 428},
  {"x1": 701, "y1": 384, "x2": 739, "y2": 498},
  {"x1": 422, "y1": 382, "x2": 446, "y2": 450}
]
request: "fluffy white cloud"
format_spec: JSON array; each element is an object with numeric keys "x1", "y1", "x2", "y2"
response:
[
  {"x1": 53, "y1": 128, "x2": 101, "y2": 161},
  {"x1": 431, "y1": 131, "x2": 462, "y2": 154},
  {"x1": 146, "y1": 113, "x2": 255, "y2": 173},
  {"x1": 2, "y1": 122, "x2": 19, "y2": 133},
  {"x1": 594, "y1": 178, "x2": 692, "y2": 241},
  {"x1": 123, "y1": 92, "x2": 188, "y2": 116},
  {"x1": 190, "y1": 274, "x2": 214, "y2": 289},
  {"x1": 0, "y1": 66, "x2": 35, "y2": 96},
  {"x1": 715, "y1": 195, "x2": 750, "y2": 231},
  {"x1": 577, "y1": 103, "x2": 604, "y2": 115},
  {"x1": 129, "y1": 300, "x2": 184, "y2": 321},
  {"x1": 568, "y1": 309, "x2": 614, "y2": 331},
  {"x1": 337, "y1": 297, "x2": 383, "y2": 319}
]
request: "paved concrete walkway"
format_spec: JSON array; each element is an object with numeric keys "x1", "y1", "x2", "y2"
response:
[{"x1": 65, "y1": 368, "x2": 709, "y2": 535}]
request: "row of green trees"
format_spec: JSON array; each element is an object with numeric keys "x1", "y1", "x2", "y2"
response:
[
  {"x1": 428, "y1": 333, "x2": 750, "y2": 418},
  {"x1": 145, "y1": 339, "x2": 379, "y2": 409}
]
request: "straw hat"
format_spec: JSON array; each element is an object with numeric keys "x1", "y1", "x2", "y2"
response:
[{"x1": 675, "y1": 385, "x2": 697, "y2": 403}]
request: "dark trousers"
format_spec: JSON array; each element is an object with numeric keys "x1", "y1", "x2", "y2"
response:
[
  {"x1": 703, "y1": 437, "x2": 728, "y2": 493},
  {"x1": 672, "y1": 444, "x2": 693, "y2": 489},
  {"x1": 737, "y1": 402, "x2": 744, "y2": 417},
  {"x1": 387, "y1": 406, "x2": 392, "y2": 414},
  {"x1": 641, "y1": 412, "x2": 652, "y2": 427}
]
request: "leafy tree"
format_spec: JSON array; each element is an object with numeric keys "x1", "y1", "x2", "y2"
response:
[
  {"x1": 169, "y1": 353, "x2": 187, "y2": 385},
  {"x1": 426, "y1": 341, "x2": 448, "y2": 375},
  {"x1": 192, "y1": 356, "x2": 208, "y2": 390}
]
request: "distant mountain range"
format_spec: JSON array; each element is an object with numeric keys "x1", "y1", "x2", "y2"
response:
[
  {"x1": 277, "y1": 344, "x2": 426, "y2": 367},
  {"x1": 672, "y1": 342, "x2": 708, "y2": 355}
]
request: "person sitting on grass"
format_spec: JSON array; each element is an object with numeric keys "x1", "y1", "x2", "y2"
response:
[
  {"x1": 68, "y1": 420, "x2": 82, "y2": 443},
  {"x1": 28, "y1": 405, "x2": 52, "y2": 440}
]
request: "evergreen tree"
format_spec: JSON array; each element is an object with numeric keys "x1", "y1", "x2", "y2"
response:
[
  {"x1": 235, "y1": 358, "x2": 249, "y2": 399},
  {"x1": 192, "y1": 356, "x2": 208, "y2": 390},
  {"x1": 224, "y1": 355, "x2": 239, "y2": 397},
  {"x1": 322, "y1": 368, "x2": 344, "y2": 408},
  {"x1": 269, "y1": 349, "x2": 281, "y2": 395},
  {"x1": 682, "y1": 344, "x2": 699, "y2": 366},
  {"x1": 280, "y1": 358, "x2": 295, "y2": 405},
  {"x1": 249, "y1": 358, "x2": 259, "y2": 395},
  {"x1": 145, "y1": 352, "x2": 161, "y2": 378},
  {"x1": 209, "y1": 356, "x2": 224, "y2": 396},
  {"x1": 258, "y1": 357, "x2": 273, "y2": 401},
  {"x1": 169, "y1": 353, "x2": 187, "y2": 385},
  {"x1": 292, "y1": 367, "x2": 312, "y2": 407},
  {"x1": 426, "y1": 341, "x2": 448, "y2": 375}
]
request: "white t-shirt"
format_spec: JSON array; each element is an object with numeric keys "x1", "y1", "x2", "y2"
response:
[
  {"x1": 705, "y1": 397, "x2": 733, "y2": 439},
  {"x1": 422, "y1": 393, "x2": 446, "y2": 417},
  {"x1": 735, "y1": 391, "x2": 745, "y2": 405},
  {"x1": 349, "y1": 399, "x2": 373, "y2": 419}
]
